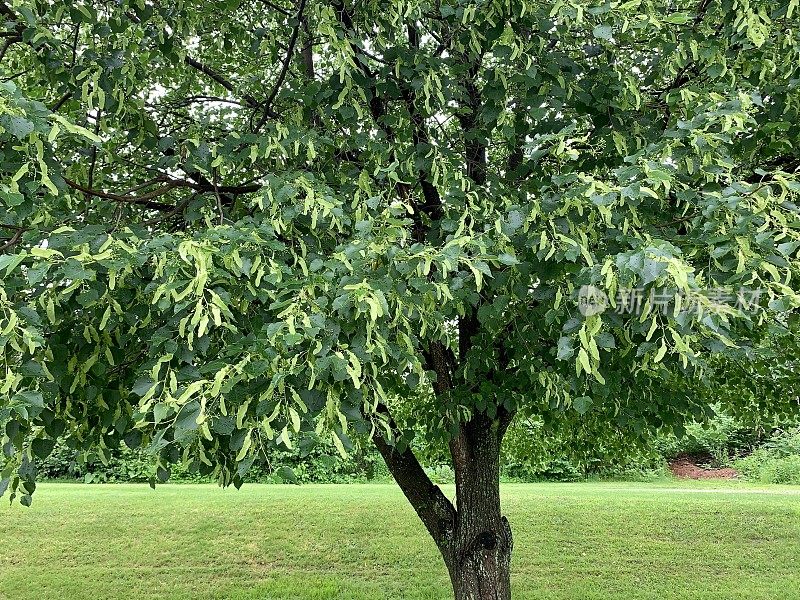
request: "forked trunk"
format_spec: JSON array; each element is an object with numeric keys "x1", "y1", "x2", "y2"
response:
[{"x1": 373, "y1": 407, "x2": 514, "y2": 600}]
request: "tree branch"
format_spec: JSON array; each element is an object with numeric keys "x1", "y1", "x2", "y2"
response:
[
  {"x1": 0, "y1": 2, "x2": 27, "y2": 63},
  {"x1": 64, "y1": 174, "x2": 260, "y2": 211},
  {"x1": 184, "y1": 56, "x2": 260, "y2": 109},
  {"x1": 64, "y1": 178, "x2": 177, "y2": 211},
  {"x1": 0, "y1": 1, "x2": 15, "y2": 18},
  {"x1": 421, "y1": 342, "x2": 455, "y2": 395},
  {"x1": 50, "y1": 92, "x2": 72, "y2": 112},
  {"x1": 0, "y1": 225, "x2": 24, "y2": 253},
  {"x1": 372, "y1": 403, "x2": 457, "y2": 546},
  {"x1": 253, "y1": 0, "x2": 308, "y2": 132},
  {"x1": 256, "y1": 0, "x2": 291, "y2": 17}
]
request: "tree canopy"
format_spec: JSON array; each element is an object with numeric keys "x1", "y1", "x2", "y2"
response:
[{"x1": 2, "y1": 0, "x2": 800, "y2": 597}]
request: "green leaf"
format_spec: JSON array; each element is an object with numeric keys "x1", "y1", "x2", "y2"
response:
[
  {"x1": 663, "y1": 13, "x2": 689, "y2": 24},
  {"x1": 14, "y1": 391, "x2": 44, "y2": 408},
  {"x1": 557, "y1": 337, "x2": 574, "y2": 360},
  {"x1": 50, "y1": 114, "x2": 102, "y2": 143},
  {"x1": 596, "y1": 333, "x2": 616, "y2": 349},
  {"x1": 236, "y1": 431, "x2": 252, "y2": 461},
  {"x1": 276, "y1": 466, "x2": 298, "y2": 483},
  {"x1": 6, "y1": 116, "x2": 34, "y2": 140},
  {"x1": 132, "y1": 377, "x2": 156, "y2": 397},
  {"x1": 654, "y1": 341, "x2": 668, "y2": 363},
  {"x1": 156, "y1": 466, "x2": 171, "y2": 482},
  {"x1": 592, "y1": 24, "x2": 613, "y2": 40},
  {"x1": 0, "y1": 253, "x2": 26, "y2": 275},
  {"x1": 331, "y1": 431, "x2": 348, "y2": 458},
  {"x1": 577, "y1": 348, "x2": 591, "y2": 375},
  {"x1": 175, "y1": 401, "x2": 201, "y2": 432},
  {"x1": 123, "y1": 430, "x2": 143, "y2": 450},
  {"x1": 31, "y1": 438, "x2": 56, "y2": 459},
  {"x1": 153, "y1": 403, "x2": 169, "y2": 424},
  {"x1": 573, "y1": 396, "x2": 593, "y2": 415},
  {"x1": 289, "y1": 406, "x2": 301, "y2": 433}
]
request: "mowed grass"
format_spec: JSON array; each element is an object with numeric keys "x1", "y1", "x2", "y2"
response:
[{"x1": 2, "y1": 482, "x2": 800, "y2": 599}]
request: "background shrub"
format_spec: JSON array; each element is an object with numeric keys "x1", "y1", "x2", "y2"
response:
[
  {"x1": 36, "y1": 414, "x2": 800, "y2": 485},
  {"x1": 734, "y1": 428, "x2": 800, "y2": 484}
]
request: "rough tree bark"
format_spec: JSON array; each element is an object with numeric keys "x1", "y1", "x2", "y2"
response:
[
  {"x1": 446, "y1": 412, "x2": 513, "y2": 600},
  {"x1": 373, "y1": 407, "x2": 514, "y2": 600}
]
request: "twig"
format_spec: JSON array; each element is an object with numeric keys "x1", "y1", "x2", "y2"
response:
[
  {"x1": 0, "y1": 226, "x2": 25, "y2": 252},
  {"x1": 212, "y1": 168, "x2": 224, "y2": 225}
]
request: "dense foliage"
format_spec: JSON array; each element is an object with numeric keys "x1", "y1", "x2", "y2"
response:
[{"x1": 2, "y1": 1, "x2": 800, "y2": 596}]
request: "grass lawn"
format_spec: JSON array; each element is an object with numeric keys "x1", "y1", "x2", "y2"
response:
[{"x1": 2, "y1": 481, "x2": 799, "y2": 599}]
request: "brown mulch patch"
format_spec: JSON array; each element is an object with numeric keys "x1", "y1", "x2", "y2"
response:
[{"x1": 668, "y1": 455, "x2": 738, "y2": 479}]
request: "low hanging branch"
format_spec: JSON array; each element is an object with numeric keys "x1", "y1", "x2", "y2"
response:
[{"x1": 370, "y1": 403, "x2": 456, "y2": 547}]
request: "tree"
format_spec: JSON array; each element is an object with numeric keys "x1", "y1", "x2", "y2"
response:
[{"x1": 2, "y1": 0, "x2": 800, "y2": 597}]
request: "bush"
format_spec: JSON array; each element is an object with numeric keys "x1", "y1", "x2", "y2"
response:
[
  {"x1": 499, "y1": 415, "x2": 668, "y2": 482},
  {"x1": 39, "y1": 441, "x2": 162, "y2": 483},
  {"x1": 587, "y1": 463, "x2": 674, "y2": 483},
  {"x1": 37, "y1": 435, "x2": 394, "y2": 485},
  {"x1": 734, "y1": 428, "x2": 800, "y2": 484},
  {"x1": 36, "y1": 416, "x2": 800, "y2": 486},
  {"x1": 654, "y1": 409, "x2": 764, "y2": 467},
  {"x1": 424, "y1": 464, "x2": 455, "y2": 484}
]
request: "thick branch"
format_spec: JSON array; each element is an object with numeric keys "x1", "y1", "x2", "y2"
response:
[
  {"x1": 372, "y1": 404, "x2": 457, "y2": 546},
  {"x1": 399, "y1": 47, "x2": 444, "y2": 239},
  {"x1": 64, "y1": 176, "x2": 260, "y2": 211},
  {"x1": 300, "y1": 16, "x2": 314, "y2": 77},
  {"x1": 332, "y1": 13, "x2": 443, "y2": 241},
  {"x1": 454, "y1": 53, "x2": 487, "y2": 356},
  {"x1": 0, "y1": 1, "x2": 16, "y2": 18},
  {"x1": 456, "y1": 60, "x2": 487, "y2": 185},
  {"x1": 332, "y1": 0, "x2": 393, "y2": 141},
  {"x1": 0, "y1": 1, "x2": 23, "y2": 63}
]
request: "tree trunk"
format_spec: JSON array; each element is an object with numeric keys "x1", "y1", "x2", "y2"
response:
[
  {"x1": 447, "y1": 517, "x2": 512, "y2": 600},
  {"x1": 444, "y1": 413, "x2": 513, "y2": 600},
  {"x1": 372, "y1": 406, "x2": 513, "y2": 600}
]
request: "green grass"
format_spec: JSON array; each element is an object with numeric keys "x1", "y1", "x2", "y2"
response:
[{"x1": 2, "y1": 481, "x2": 799, "y2": 599}]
